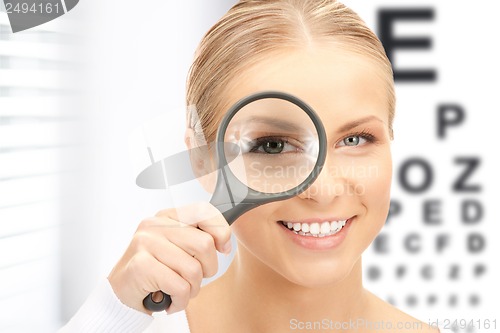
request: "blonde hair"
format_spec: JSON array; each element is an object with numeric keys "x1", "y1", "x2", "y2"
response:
[{"x1": 186, "y1": 0, "x2": 395, "y2": 144}]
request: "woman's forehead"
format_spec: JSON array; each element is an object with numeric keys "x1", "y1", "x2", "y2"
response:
[{"x1": 223, "y1": 47, "x2": 391, "y2": 129}]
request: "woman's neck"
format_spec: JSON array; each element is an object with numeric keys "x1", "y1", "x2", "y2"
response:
[{"x1": 217, "y1": 244, "x2": 369, "y2": 332}]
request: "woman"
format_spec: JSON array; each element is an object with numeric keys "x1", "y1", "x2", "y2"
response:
[{"x1": 61, "y1": 0, "x2": 445, "y2": 332}]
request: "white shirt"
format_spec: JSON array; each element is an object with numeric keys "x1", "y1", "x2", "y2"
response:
[{"x1": 58, "y1": 279, "x2": 190, "y2": 333}]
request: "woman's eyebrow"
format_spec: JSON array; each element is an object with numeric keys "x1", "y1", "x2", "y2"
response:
[
  {"x1": 234, "y1": 117, "x2": 304, "y2": 132},
  {"x1": 337, "y1": 115, "x2": 384, "y2": 133}
]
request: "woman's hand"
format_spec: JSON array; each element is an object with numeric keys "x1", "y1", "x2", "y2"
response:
[{"x1": 107, "y1": 202, "x2": 232, "y2": 314}]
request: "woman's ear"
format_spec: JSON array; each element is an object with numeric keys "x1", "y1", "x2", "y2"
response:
[{"x1": 184, "y1": 128, "x2": 217, "y2": 193}]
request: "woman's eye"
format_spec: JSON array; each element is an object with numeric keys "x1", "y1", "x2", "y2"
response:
[
  {"x1": 248, "y1": 138, "x2": 298, "y2": 154},
  {"x1": 261, "y1": 140, "x2": 285, "y2": 154},
  {"x1": 338, "y1": 135, "x2": 368, "y2": 147}
]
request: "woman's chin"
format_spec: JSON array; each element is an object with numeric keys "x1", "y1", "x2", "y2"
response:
[{"x1": 279, "y1": 260, "x2": 355, "y2": 289}]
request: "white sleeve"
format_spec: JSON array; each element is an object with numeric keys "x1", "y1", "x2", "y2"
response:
[{"x1": 58, "y1": 278, "x2": 154, "y2": 333}]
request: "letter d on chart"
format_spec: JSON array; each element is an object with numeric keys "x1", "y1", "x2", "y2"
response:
[{"x1": 3, "y1": 0, "x2": 79, "y2": 33}]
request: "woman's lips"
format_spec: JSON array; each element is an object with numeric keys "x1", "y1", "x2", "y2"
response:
[{"x1": 277, "y1": 217, "x2": 354, "y2": 250}]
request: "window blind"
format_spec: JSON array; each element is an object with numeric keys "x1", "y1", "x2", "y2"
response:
[{"x1": 0, "y1": 10, "x2": 73, "y2": 332}]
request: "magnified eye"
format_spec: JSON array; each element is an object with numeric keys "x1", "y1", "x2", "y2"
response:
[{"x1": 248, "y1": 137, "x2": 299, "y2": 154}]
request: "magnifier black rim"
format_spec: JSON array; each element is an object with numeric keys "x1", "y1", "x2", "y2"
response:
[{"x1": 215, "y1": 91, "x2": 327, "y2": 198}]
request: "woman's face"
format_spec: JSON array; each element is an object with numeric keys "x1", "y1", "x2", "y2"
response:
[{"x1": 223, "y1": 46, "x2": 393, "y2": 287}]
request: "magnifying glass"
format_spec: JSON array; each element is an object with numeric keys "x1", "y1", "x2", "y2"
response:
[{"x1": 143, "y1": 91, "x2": 327, "y2": 311}]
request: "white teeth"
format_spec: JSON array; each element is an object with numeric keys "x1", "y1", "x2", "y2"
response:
[
  {"x1": 309, "y1": 223, "x2": 320, "y2": 235},
  {"x1": 320, "y1": 222, "x2": 331, "y2": 234},
  {"x1": 282, "y1": 219, "x2": 349, "y2": 237},
  {"x1": 330, "y1": 221, "x2": 339, "y2": 231}
]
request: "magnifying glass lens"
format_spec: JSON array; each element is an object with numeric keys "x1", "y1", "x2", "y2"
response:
[{"x1": 224, "y1": 98, "x2": 319, "y2": 194}]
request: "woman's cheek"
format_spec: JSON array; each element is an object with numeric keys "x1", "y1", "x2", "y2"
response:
[
  {"x1": 230, "y1": 204, "x2": 275, "y2": 249},
  {"x1": 357, "y1": 148, "x2": 392, "y2": 225}
]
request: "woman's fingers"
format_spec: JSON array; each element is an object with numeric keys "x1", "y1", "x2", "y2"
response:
[
  {"x1": 129, "y1": 252, "x2": 192, "y2": 313},
  {"x1": 155, "y1": 202, "x2": 232, "y2": 255},
  {"x1": 164, "y1": 227, "x2": 220, "y2": 278},
  {"x1": 134, "y1": 230, "x2": 204, "y2": 297},
  {"x1": 108, "y1": 202, "x2": 231, "y2": 314}
]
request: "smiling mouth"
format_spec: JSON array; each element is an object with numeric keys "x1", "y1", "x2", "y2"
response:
[{"x1": 279, "y1": 219, "x2": 350, "y2": 237}]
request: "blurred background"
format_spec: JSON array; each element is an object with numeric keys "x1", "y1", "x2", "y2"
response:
[{"x1": 0, "y1": 0, "x2": 498, "y2": 332}]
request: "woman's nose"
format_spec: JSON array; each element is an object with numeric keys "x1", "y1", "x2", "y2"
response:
[{"x1": 297, "y1": 156, "x2": 353, "y2": 205}]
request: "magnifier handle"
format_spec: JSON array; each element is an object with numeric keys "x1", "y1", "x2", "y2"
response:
[
  {"x1": 211, "y1": 201, "x2": 256, "y2": 226},
  {"x1": 143, "y1": 291, "x2": 172, "y2": 312},
  {"x1": 217, "y1": 204, "x2": 244, "y2": 225}
]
